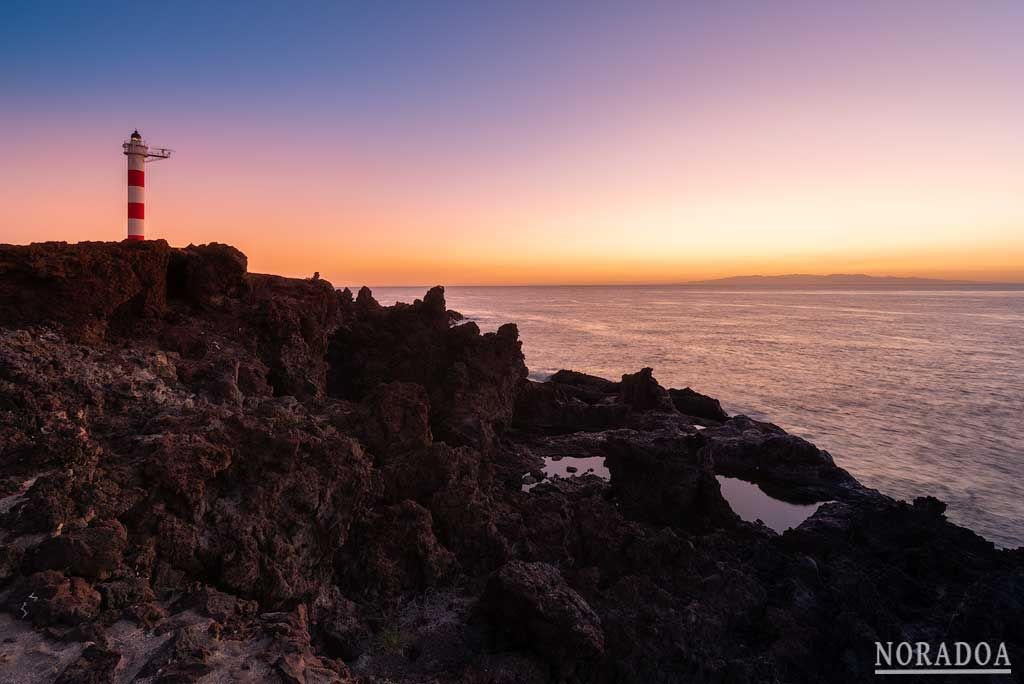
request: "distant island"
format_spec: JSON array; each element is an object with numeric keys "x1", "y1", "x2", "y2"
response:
[{"x1": 676, "y1": 273, "x2": 1024, "y2": 290}]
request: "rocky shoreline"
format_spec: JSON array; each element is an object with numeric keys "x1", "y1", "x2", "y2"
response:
[{"x1": 0, "y1": 240, "x2": 1021, "y2": 683}]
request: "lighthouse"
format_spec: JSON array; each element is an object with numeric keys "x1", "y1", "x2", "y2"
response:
[{"x1": 122, "y1": 130, "x2": 172, "y2": 241}]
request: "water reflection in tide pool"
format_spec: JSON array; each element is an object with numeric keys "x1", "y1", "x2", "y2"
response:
[
  {"x1": 523, "y1": 456, "x2": 609, "y2": 492},
  {"x1": 522, "y1": 461, "x2": 825, "y2": 534},
  {"x1": 716, "y1": 476, "x2": 826, "y2": 533}
]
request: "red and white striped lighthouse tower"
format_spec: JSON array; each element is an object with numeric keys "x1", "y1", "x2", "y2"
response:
[{"x1": 122, "y1": 130, "x2": 172, "y2": 241}]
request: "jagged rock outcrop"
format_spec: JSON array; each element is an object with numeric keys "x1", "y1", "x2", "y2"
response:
[
  {"x1": 619, "y1": 367, "x2": 675, "y2": 412},
  {"x1": 329, "y1": 286, "x2": 527, "y2": 447},
  {"x1": 166, "y1": 241, "x2": 248, "y2": 306},
  {"x1": 0, "y1": 240, "x2": 1021, "y2": 684}
]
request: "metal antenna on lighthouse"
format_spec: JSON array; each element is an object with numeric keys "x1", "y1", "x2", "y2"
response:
[{"x1": 122, "y1": 130, "x2": 174, "y2": 241}]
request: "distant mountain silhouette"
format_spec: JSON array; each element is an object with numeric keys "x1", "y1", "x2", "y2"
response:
[{"x1": 676, "y1": 274, "x2": 1023, "y2": 290}]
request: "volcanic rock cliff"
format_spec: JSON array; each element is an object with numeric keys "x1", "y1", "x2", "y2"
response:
[{"x1": 0, "y1": 240, "x2": 1021, "y2": 684}]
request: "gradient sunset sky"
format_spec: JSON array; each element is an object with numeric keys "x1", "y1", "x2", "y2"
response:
[{"x1": 2, "y1": 1, "x2": 1023, "y2": 285}]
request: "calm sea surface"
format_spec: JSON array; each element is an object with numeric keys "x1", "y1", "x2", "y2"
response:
[{"x1": 372, "y1": 287, "x2": 1024, "y2": 548}]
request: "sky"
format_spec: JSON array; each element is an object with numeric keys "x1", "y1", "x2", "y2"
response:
[{"x1": 1, "y1": 1, "x2": 1023, "y2": 285}]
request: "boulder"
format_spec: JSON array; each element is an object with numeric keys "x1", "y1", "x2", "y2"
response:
[
  {"x1": 480, "y1": 561, "x2": 605, "y2": 674},
  {"x1": 7, "y1": 571, "x2": 101, "y2": 627},
  {"x1": 668, "y1": 386, "x2": 728, "y2": 422},
  {"x1": 24, "y1": 519, "x2": 128, "y2": 581}
]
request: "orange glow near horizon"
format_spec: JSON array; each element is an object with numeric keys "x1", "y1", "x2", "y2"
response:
[
  {"x1": 2, "y1": 4, "x2": 1024, "y2": 285},
  {"x1": 2, "y1": 111, "x2": 1023, "y2": 285}
]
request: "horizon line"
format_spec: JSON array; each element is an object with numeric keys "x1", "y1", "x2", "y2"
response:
[
  {"x1": 346, "y1": 281, "x2": 1024, "y2": 289},
  {"x1": 337, "y1": 273, "x2": 1024, "y2": 288},
  {"x1": 324, "y1": 273, "x2": 1024, "y2": 289}
]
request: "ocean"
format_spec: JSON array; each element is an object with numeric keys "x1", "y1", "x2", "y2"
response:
[{"x1": 372, "y1": 286, "x2": 1024, "y2": 549}]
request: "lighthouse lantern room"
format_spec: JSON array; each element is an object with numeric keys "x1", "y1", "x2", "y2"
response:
[{"x1": 122, "y1": 130, "x2": 173, "y2": 241}]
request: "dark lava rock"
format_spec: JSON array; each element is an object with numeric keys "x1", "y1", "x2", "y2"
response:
[
  {"x1": 668, "y1": 386, "x2": 728, "y2": 422},
  {"x1": 135, "y1": 622, "x2": 213, "y2": 681},
  {"x1": 97, "y1": 576, "x2": 155, "y2": 611},
  {"x1": 513, "y1": 369, "x2": 639, "y2": 436},
  {"x1": 0, "y1": 240, "x2": 1021, "y2": 684},
  {"x1": 605, "y1": 430, "x2": 737, "y2": 531},
  {"x1": 619, "y1": 367, "x2": 675, "y2": 412},
  {"x1": 480, "y1": 561, "x2": 605, "y2": 676},
  {"x1": 7, "y1": 571, "x2": 101, "y2": 627},
  {"x1": 335, "y1": 500, "x2": 458, "y2": 599},
  {"x1": 704, "y1": 415, "x2": 861, "y2": 501},
  {"x1": 354, "y1": 381, "x2": 433, "y2": 458},
  {"x1": 311, "y1": 587, "x2": 370, "y2": 660},
  {"x1": 54, "y1": 643, "x2": 121, "y2": 684},
  {"x1": 166, "y1": 241, "x2": 248, "y2": 307},
  {"x1": 0, "y1": 240, "x2": 170, "y2": 341},
  {"x1": 246, "y1": 272, "x2": 342, "y2": 399},
  {"x1": 328, "y1": 285, "x2": 527, "y2": 447},
  {"x1": 24, "y1": 519, "x2": 128, "y2": 581},
  {"x1": 549, "y1": 369, "x2": 620, "y2": 403}
]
